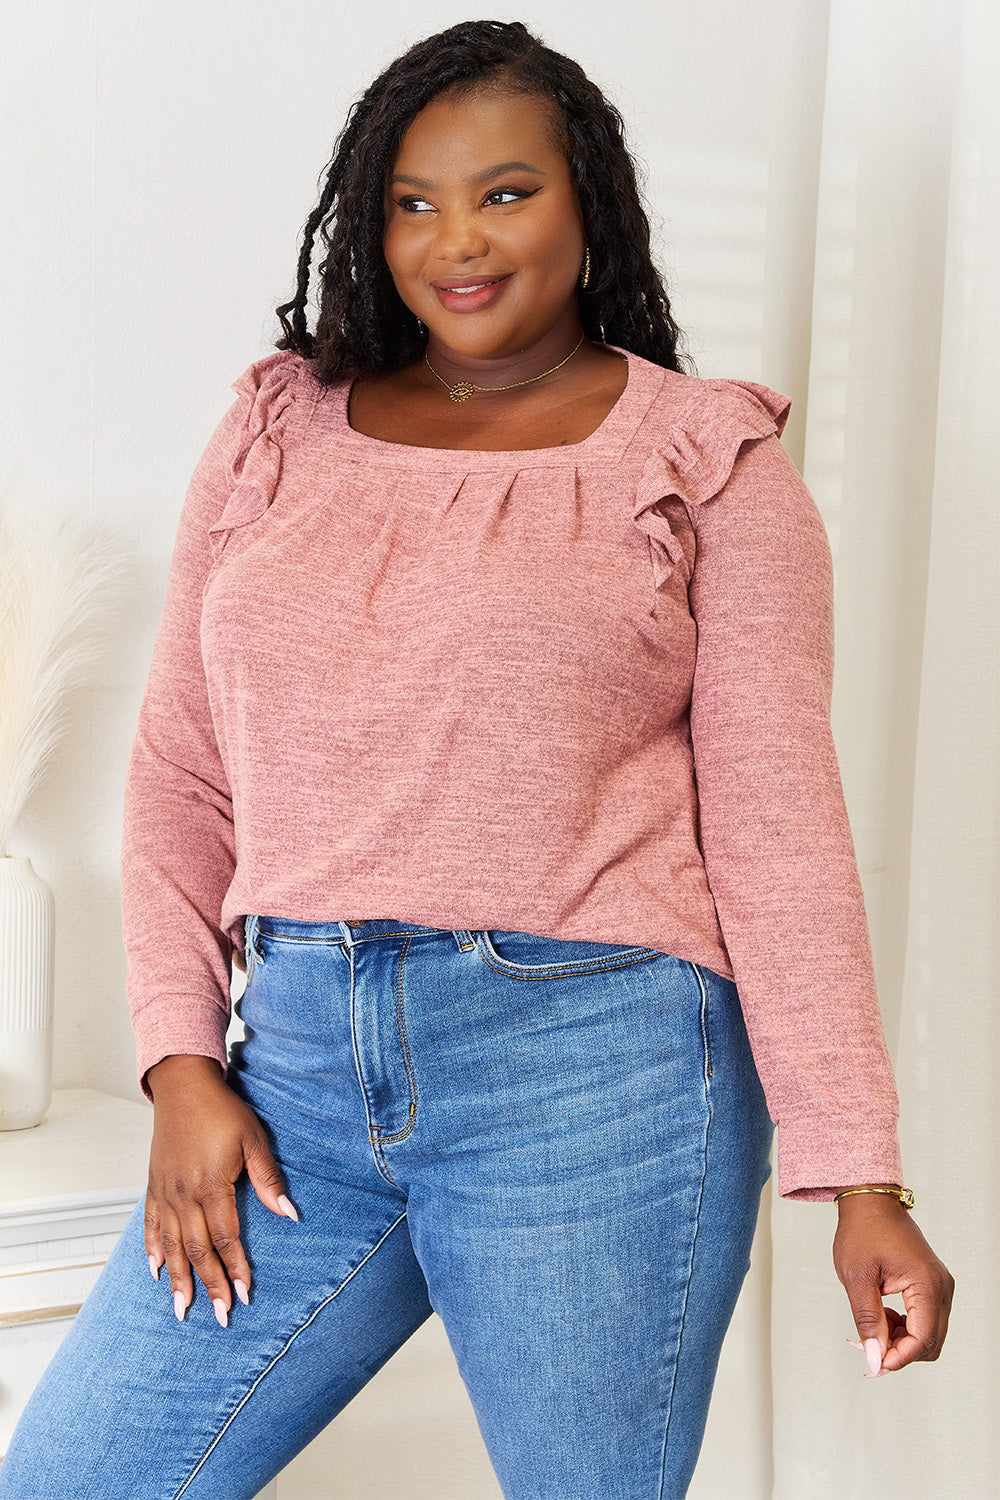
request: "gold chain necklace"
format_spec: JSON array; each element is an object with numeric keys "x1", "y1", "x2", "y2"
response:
[{"x1": 424, "y1": 333, "x2": 586, "y2": 404}]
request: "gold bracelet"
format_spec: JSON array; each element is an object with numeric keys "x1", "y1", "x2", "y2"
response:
[{"x1": 833, "y1": 1186, "x2": 915, "y2": 1210}]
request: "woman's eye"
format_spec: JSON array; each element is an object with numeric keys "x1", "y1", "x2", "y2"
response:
[
  {"x1": 483, "y1": 188, "x2": 528, "y2": 206},
  {"x1": 394, "y1": 187, "x2": 534, "y2": 213}
]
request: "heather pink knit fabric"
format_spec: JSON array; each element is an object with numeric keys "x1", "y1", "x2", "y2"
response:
[{"x1": 121, "y1": 345, "x2": 903, "y2": 1201}]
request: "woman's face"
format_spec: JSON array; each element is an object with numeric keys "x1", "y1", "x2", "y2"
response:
[{"x1": 383, "y1": 87, "x2": 586, "y2": 364}]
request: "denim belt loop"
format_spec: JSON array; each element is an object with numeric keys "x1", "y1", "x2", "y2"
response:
[
  {"x1": 335, "y1": 922, "x2": 476, "y2": 951},
  {"x1": 243, "y1": 914, "x2": 263, "y2": 984}
]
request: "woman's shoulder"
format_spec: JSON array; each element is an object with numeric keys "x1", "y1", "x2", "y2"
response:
[
  {"x1": 228, "y1": 347, "x2": 348, "y2": 407},
  {"x1": 203, "y1": 349, "x2": 333, "y2": 561},
  {"x1": 621, "y1": 349, "x2": 792, "y2": 450},
  {"x1": 621, "y1": 353, "x2": 801, "y2": 561},
  {"x1": 222, "y1": 346, "x2": 352, "y2": 466}
]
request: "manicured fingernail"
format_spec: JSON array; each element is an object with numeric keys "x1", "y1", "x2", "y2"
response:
[
  {"x1": 213, "y1": 1298, "x2": 228, "y2": 1328},
  {"x1": 149, "y1": 1254, "x2": 160, "y2": 1281},
  {"x1": 863, "y1": 1338, "x2": 882, "y2": 1375},
  {"x1": 234, "y1": 1279, "x2": 250, "y2": 1305},
  {"x1": 174, "y1": 1291, "x2": 187, "y2": 1322},
  {"x1": 846, "y1": 1339, "x2": 864, "y2": 1352},
  {"x1": 277, "y1": 1194, "x2": 299, "y2": 1222}
]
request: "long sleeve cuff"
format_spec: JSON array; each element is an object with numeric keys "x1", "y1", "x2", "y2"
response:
[
  {"x1": 776, "y1": 1113, "x2": 903, "y2": 1201},
  {"x1": 133, "y1": 994, "x2": 231, "y2": 1103}
]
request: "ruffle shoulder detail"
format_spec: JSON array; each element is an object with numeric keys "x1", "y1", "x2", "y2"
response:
[
  {"x1": 208, "y1": 350, "x2": 304, "y2": 560},
  {"x1": 632, "y1": 378, "x2": 791, "y2": 589}
]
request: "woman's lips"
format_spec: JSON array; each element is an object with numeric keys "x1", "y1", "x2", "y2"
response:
[{"x1": 433, "y1": 275, "x2": 511, "y2": 313}]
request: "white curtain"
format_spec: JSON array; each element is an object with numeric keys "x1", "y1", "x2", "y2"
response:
[{"x1": 693, "y1": 2, "x2": 999, "y2": 1494}]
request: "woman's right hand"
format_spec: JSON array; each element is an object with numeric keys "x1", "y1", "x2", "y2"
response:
[{"x1": 144, "y1": 1054, "x2": 297, "y2": 1326}]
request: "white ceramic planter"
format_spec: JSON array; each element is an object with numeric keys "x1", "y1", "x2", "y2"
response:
[{"x1": 0, "y1": 855, "x2": 55, "y2": 1129}]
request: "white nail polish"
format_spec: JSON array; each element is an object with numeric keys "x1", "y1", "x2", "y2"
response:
[
  {"x1": 234, "y1": 1279, "x2": 250, "y2": 1305},
  {"x1": 213, "y1": 1298, "x2": 228, "y2": 1328},
  {"x1": 277, "y1": 1194, "x2": 299, "y2": 1222},
  {"x1": 149, "y1": 1254, "x2": 160, "y2": 1281},
  {"x1": 174, "y1": 1291, "x2": 187, "y2": 1321}
]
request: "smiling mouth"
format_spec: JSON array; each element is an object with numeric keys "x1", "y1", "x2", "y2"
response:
[{"x1": 436, "y1": 276, "x2": 509, "y2": 294}]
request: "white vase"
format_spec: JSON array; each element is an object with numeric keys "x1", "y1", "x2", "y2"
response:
[{"x1": 0, "y1": 855, "x2": 55, "y2": 1129}]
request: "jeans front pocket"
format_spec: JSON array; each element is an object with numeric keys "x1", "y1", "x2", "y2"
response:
[{"x1": 474, "y1": 928, "x2": 664, "y2": 979}]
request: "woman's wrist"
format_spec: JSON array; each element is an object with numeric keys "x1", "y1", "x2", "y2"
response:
[
  {"x1": 833, "y1": 1182, "x2": 901, "y2": 1194},
  {"x1": 833, "y1": 1183, "x2": 909, "y2": 1211},
  {"x1": 146, "y1": 1053, "x2": 225, "y2": 1102}
]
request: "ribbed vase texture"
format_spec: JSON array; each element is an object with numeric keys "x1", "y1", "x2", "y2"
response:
[{"x1": 0, "y1": 855, "x2": 55, "y2": 1129}]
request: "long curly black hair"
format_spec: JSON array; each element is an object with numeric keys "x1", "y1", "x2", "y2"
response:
[{"x1": 274, "y1": 19, "x2": 690, "y2": 382}]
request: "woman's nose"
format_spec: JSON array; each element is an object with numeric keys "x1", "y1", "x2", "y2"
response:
[{"x1": 433, "y1": 211, "x2": 490, "y2": 264}]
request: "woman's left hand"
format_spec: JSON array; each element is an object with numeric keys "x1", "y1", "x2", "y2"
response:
[{"x1": 832, "y1": 1191, "x2": 955, "y2": 1375}]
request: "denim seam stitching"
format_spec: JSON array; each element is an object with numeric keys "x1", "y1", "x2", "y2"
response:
[
  {"x1": 346, "y1": 943, "x2": 399, "y2": 1186},
  {"x1": 692, "y1": 963, "x2": 713, "y2": 1079},
  {"x1": 169, "y1": 1209, "x2": 411, "y2": 1499},
  {"x1": 255, "y1": 932, "x2": 348, "y2": 945},
  {"x1": 474, "y1": 933, "x2": 664, "y2": 981},
  {"x1": 256, "y1": 928, "x2": 439, "y2": 945},
  {"x1": 656, "y1": 964, "x2": 714, "y2": 1498},
  {"x1": 371, "y1": 933, "x2": 419, "y2": 1146}
]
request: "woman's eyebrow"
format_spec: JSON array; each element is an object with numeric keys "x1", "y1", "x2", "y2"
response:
[{"x1": 389, "y1": 160, "x2": 545, "y2": 188}]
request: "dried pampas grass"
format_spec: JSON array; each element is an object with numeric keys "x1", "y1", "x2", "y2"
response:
[{"x1": 0, "y1": 512, "x2": 125, "y2": 854}]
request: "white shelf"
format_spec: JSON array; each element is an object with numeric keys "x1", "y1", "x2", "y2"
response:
[
  {"x1": 0, "y1": 1089, "x2": 153, "y2": 1457},
  {"x1": 0, "y1": 1088, "x2": 152, "y2": 1204}
]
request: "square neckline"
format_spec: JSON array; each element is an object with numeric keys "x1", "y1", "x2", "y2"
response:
[{"x1": 326, "y1": 345, "x2": 667, "y2": 468}]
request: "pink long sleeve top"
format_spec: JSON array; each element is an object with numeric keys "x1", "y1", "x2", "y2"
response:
[{"x1": 120, "y1": 344, "x2": 903, "y2": 1201}]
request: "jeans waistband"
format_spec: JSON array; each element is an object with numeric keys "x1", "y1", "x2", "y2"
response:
[{"x1": 250, "y1": 915, "x2": 476, "y2": 952}]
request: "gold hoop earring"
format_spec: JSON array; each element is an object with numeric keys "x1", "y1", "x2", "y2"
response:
[{"x1": 579, "y1": 245, "x2": 591, "y2": 291}]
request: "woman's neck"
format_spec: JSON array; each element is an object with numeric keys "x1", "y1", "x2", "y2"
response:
[{"x1": 422, "y1": 315, "x2": 587, "y2": 391}]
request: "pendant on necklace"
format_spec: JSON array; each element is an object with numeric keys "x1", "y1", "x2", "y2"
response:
[{"x1": 449, "y1": 382, "x2": 476, "y2": 403}]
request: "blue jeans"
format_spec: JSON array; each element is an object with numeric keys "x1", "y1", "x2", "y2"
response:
[{"x1": 0, "y1": 919, "x2": 773, "y2": 1499}]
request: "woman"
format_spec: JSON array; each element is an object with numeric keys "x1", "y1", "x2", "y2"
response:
[{"x1": 0, "y1": 19, "x2": 952, "y2": 1500}]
